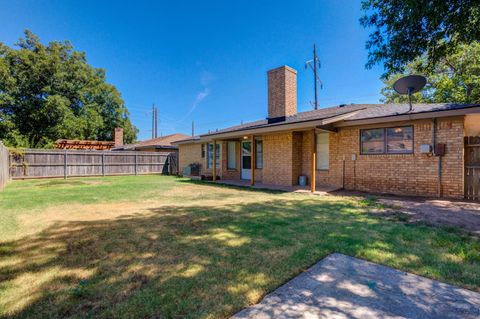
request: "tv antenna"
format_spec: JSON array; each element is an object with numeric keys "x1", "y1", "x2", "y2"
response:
[
  {"x1": 393, "y1": 75, "x2": 426, "y2": 113},
  {"x1": 305, "y1": 44, "x2": 323, "y2": 110}
]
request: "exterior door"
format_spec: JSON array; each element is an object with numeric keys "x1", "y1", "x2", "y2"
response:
[
  {"x1": 241, "y1": 141, "x2": 251, "y2": 180},
  {"x1": 465, "y1": 136, "x2": 480, "y2": 200}
]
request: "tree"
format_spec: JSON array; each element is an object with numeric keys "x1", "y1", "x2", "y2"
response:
[
  {"x1": 361, "y1": 0, "x2": 480, "y2": 76},
  {"x1": 380, "y1": 42, "x2": 480, "y2": 103},
  {"x1": 0, "y1": 30, "x2": 137, "y2": 148}
]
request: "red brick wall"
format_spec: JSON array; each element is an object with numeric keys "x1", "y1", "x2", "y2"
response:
[
  {"x1": 267, "y1": 66, "x2": 297, "y2": 119},
  {"x1": 179, "y1": 116, "x2": 464, "y2": 198},
  {"x1": 298, "y1": 117, "x2": 464, "y2": 198},
  {"x1": 263, "y1": 132, "x2": 294, "y2": 185}
]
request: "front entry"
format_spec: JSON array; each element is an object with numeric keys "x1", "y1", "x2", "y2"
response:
[{"x1": 241, "y1": 141, "x2": 251, "y2": 180}]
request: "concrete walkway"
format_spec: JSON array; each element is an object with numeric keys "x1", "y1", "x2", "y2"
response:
[{"x1": 232, "y1": 253, "x2": 480, "y2": 319}]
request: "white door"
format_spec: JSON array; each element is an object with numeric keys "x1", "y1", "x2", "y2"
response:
[{"x1": 241, "y1": 141, "x2": 251, "y2": 180}]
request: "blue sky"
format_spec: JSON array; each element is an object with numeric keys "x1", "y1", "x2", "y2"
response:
[{"x1": 0, "y1": 0, "x2": 384, "y2": 140}]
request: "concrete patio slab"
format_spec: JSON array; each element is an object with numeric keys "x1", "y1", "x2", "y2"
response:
[{"x1": 231, "y1": 253, "x2": 480, "y2": 319}]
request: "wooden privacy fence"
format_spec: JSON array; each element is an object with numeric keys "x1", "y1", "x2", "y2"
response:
[
  {"x1": 0, "y1": 141, "x2": 9, "y2": 190},
  {"x1": 10, "y1": 149, "x2": 178, "y2": 179},
  {"x1": 465, "y1": 136, "x2": 480, "y2": 200}
]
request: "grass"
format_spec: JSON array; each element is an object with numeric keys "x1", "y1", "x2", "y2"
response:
[{"x1": 0, "y1": 175, "x2": 479, "y2": 318}]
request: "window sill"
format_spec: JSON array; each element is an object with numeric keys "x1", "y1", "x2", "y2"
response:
[
  {"x1": 360, "y1": 153, "x2": 414, "y2": 156},
  {"x1": 316, "y1": 169, "x2": 329, "y2": 172}
]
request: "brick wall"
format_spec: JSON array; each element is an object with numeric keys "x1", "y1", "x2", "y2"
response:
[
  {"x1": 298, "y1": 117, "x2": 464, "y2": 198},
  {"x1": 263, "y1": 132, "x2": 294, "y2": 185},
  {"x1": 179, "y1": 116, "x2": 464, "y2": 198},
  {"x1": 267, "y1": 66, "x2": 297, "y2": 119},
  {"x1": 178, "y1": 143, "x2": 204, "y2": 175}
]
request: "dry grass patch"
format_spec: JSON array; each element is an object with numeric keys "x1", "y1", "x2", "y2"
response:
[{"x1": 0, "y1": 176, "x2": 479, "y2": 318}]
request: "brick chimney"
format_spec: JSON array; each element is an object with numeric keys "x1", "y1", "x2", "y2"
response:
[
  {"x1": 114, "y1": 127, "x2": 123, "y2": 147},
  {"x1": 267, "y1": 65, "x2": 297, "y2": 122}
]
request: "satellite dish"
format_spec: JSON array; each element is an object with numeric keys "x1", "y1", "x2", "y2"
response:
[{"x1": 393, "y1": 75, "x2": 427, "y2": 112}]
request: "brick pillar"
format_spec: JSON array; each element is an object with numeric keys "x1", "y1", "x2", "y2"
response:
[
  {"x1": 114, "y1": 128, "x2": 123, "y2": 147},
  {"x1": 267, "y1": 66, "x2": 297, "y2": 120}
]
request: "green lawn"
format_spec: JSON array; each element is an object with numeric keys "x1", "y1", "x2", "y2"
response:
[{"x1": 0, "y1": 175, "x2": 479, "y2": 318}]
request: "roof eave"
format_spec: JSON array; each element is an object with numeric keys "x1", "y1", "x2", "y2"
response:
[
  {"x1": 335, "y1": 106, "x2": 480, "y2": 127},
  {"x1": 187, "y1": 110, "x2": 363, "y2": 142}
]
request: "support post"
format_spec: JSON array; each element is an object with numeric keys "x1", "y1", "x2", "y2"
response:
[
  {"x1": 311, "y1": 129, "x2": 316, "y2": 192},
  {"x1": 134, "y1": 154, "x2": 138, "y2": 175},
  {"x1": 251, "y1": 135, "x2": 255, "y2": 186},
  {"x1": 102, "y1": 153, "x2": 105, "y2": 176},
  {"x1": 212, "y1": 140, "x2": 217, "y2": 181},
  {"x1": 64, "y1": 150, "x2": 68, "y2": 179}
]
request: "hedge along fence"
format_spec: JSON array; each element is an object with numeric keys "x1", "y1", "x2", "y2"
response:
[
  {"x1": 9, "y1": 149, "x2": 178, "y2": 179},
  {"x1": 0, "y1": 141, "x2": 9, "y2": 190}
]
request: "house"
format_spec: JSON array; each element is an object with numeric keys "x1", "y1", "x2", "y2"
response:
[
  {"x1": 112, "y1": 133, "x2": 190, "y2": 152},
  {"x1": 175, "y1": 65, "x2": 480, "y2": 199},
  {"x1": 55, "y1": 128, "x2": 124, "y2": 150}
]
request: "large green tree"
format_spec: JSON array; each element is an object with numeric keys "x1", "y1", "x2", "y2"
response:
[
  {"x1": 361, "y1": 0, "x2": 480, "y2": 76},
  {"x1": 0, "y1": 30, "x2": 137, "y2": 148},
  {"x1": 381, "y1": 42, "x2": 480, "y2": 103}
]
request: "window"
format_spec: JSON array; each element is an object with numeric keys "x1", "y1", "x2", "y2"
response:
[
  {"x1": 386, "y1": 126, "x2": 413, "y2": 153},
  {"x1": 361, "y1": 126, "x2": 413, "y2": 154},
  {"x1": 207, "y1": 143, "x2": 220, "y2": 168},
  {"x1": 361, "y1": 128, "x2": 385, "y2": 154},
  {"x1": 316, "y1": 133, "x2": 329, "y2": 170},
  {"x1": 227, "y1": 141, "x2": 236, "y2": 169},
  {"x1": 201, "y1": 144, "x2": 205, "y2": 158},
  {"x1": 255, "y1": 140, "x2": 263, "y2": 169}
]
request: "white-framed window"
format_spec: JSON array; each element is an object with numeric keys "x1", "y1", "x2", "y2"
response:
[
  {"x1": 227, "y1": 141, "x2": 236, "y2": 169},
  {"x1": 255, "y1": 140, "x2": 263, "y2": 169},
  {"x1": 316, "y1": 133, "x2": 329, "y2": 170},
  {"x1": 207, "y1": 143, "x2": 220, "y2": 168}
]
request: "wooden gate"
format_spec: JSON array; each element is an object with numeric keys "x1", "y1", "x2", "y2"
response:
[{"x1": 465, "y1": 136, "x2": 480, "y2": 200}]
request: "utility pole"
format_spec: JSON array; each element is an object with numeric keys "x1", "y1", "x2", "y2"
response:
[
  {"x1": 305, "y1": 44, "x2": 323, "y2": 110},
  {"x1": 151, "y1": 104, "x2": 155, "y2": 139},
  {"x1": 155, "y1": 105, "x2": 158, "y2": 138}
]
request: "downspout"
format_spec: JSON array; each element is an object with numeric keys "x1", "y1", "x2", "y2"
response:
[{"x1": 432, "y1": 118, "x2": 442, "y2": 197}]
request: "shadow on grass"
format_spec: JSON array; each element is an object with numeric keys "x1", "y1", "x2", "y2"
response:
[
  {"x1": 177, "y1": 178, "x2": 287, "y2": 194},
  {"x1": 1, "y1": 198, "x2": 479, "y2": 319}
]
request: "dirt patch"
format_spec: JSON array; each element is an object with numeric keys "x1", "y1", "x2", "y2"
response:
[{"x1": 335, "y1": 190, "x2": 480, "y2": 236}]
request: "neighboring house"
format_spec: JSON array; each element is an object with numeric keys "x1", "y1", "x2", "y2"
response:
[
  {"x1": 113, "y1": 133, "x2": 190, "y2": 152},
  {"x1": 175, "y1": 65, "x2": 480, "y2": 199},
  {"x1": 55, "y1": 128, "x2": 124, "y2": 150}
]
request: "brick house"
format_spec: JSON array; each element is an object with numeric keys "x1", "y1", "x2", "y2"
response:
[{"x1": 174, "y1": 65, "x2": 480, "y2": 199}]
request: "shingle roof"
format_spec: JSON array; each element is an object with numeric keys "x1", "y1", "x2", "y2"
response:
[
  {"x1": 346, "y1": 103, "x2": 480, "y2": 120},
  {"x1": 118, "y1": 133, "x2": 191, "y2": 150},
  {"x1": 197, "y1": 103, "x2": 480, "y2": 138},
  {"x1": 206, "y1": 104, "x2": 370, "y2": 136}
]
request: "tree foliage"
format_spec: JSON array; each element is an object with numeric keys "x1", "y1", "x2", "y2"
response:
[
  {"x1": 381, "y1": 42, "x2": 480, "y2": 104},
  {"x1": 361, "y1": 0, "x2": 480, "y2": 76},
  {"x1": 0, "y1": 30, "x2": 137, "y2": 148}
]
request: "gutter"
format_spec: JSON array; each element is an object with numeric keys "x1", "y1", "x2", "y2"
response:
[{"x1": 335, "y1": 106, "x2": 480, "y2": 127}]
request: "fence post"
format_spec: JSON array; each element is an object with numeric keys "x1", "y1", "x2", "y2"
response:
[
  {"x1": 64, "y1": 150, "x2": 67, "y2": 179},
  {"x1": 134, "y1": 153, "x2": 137, "y2": 175},
  {"x1": 102, "y1": 153, "x2": 105, "y2": 176}
]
